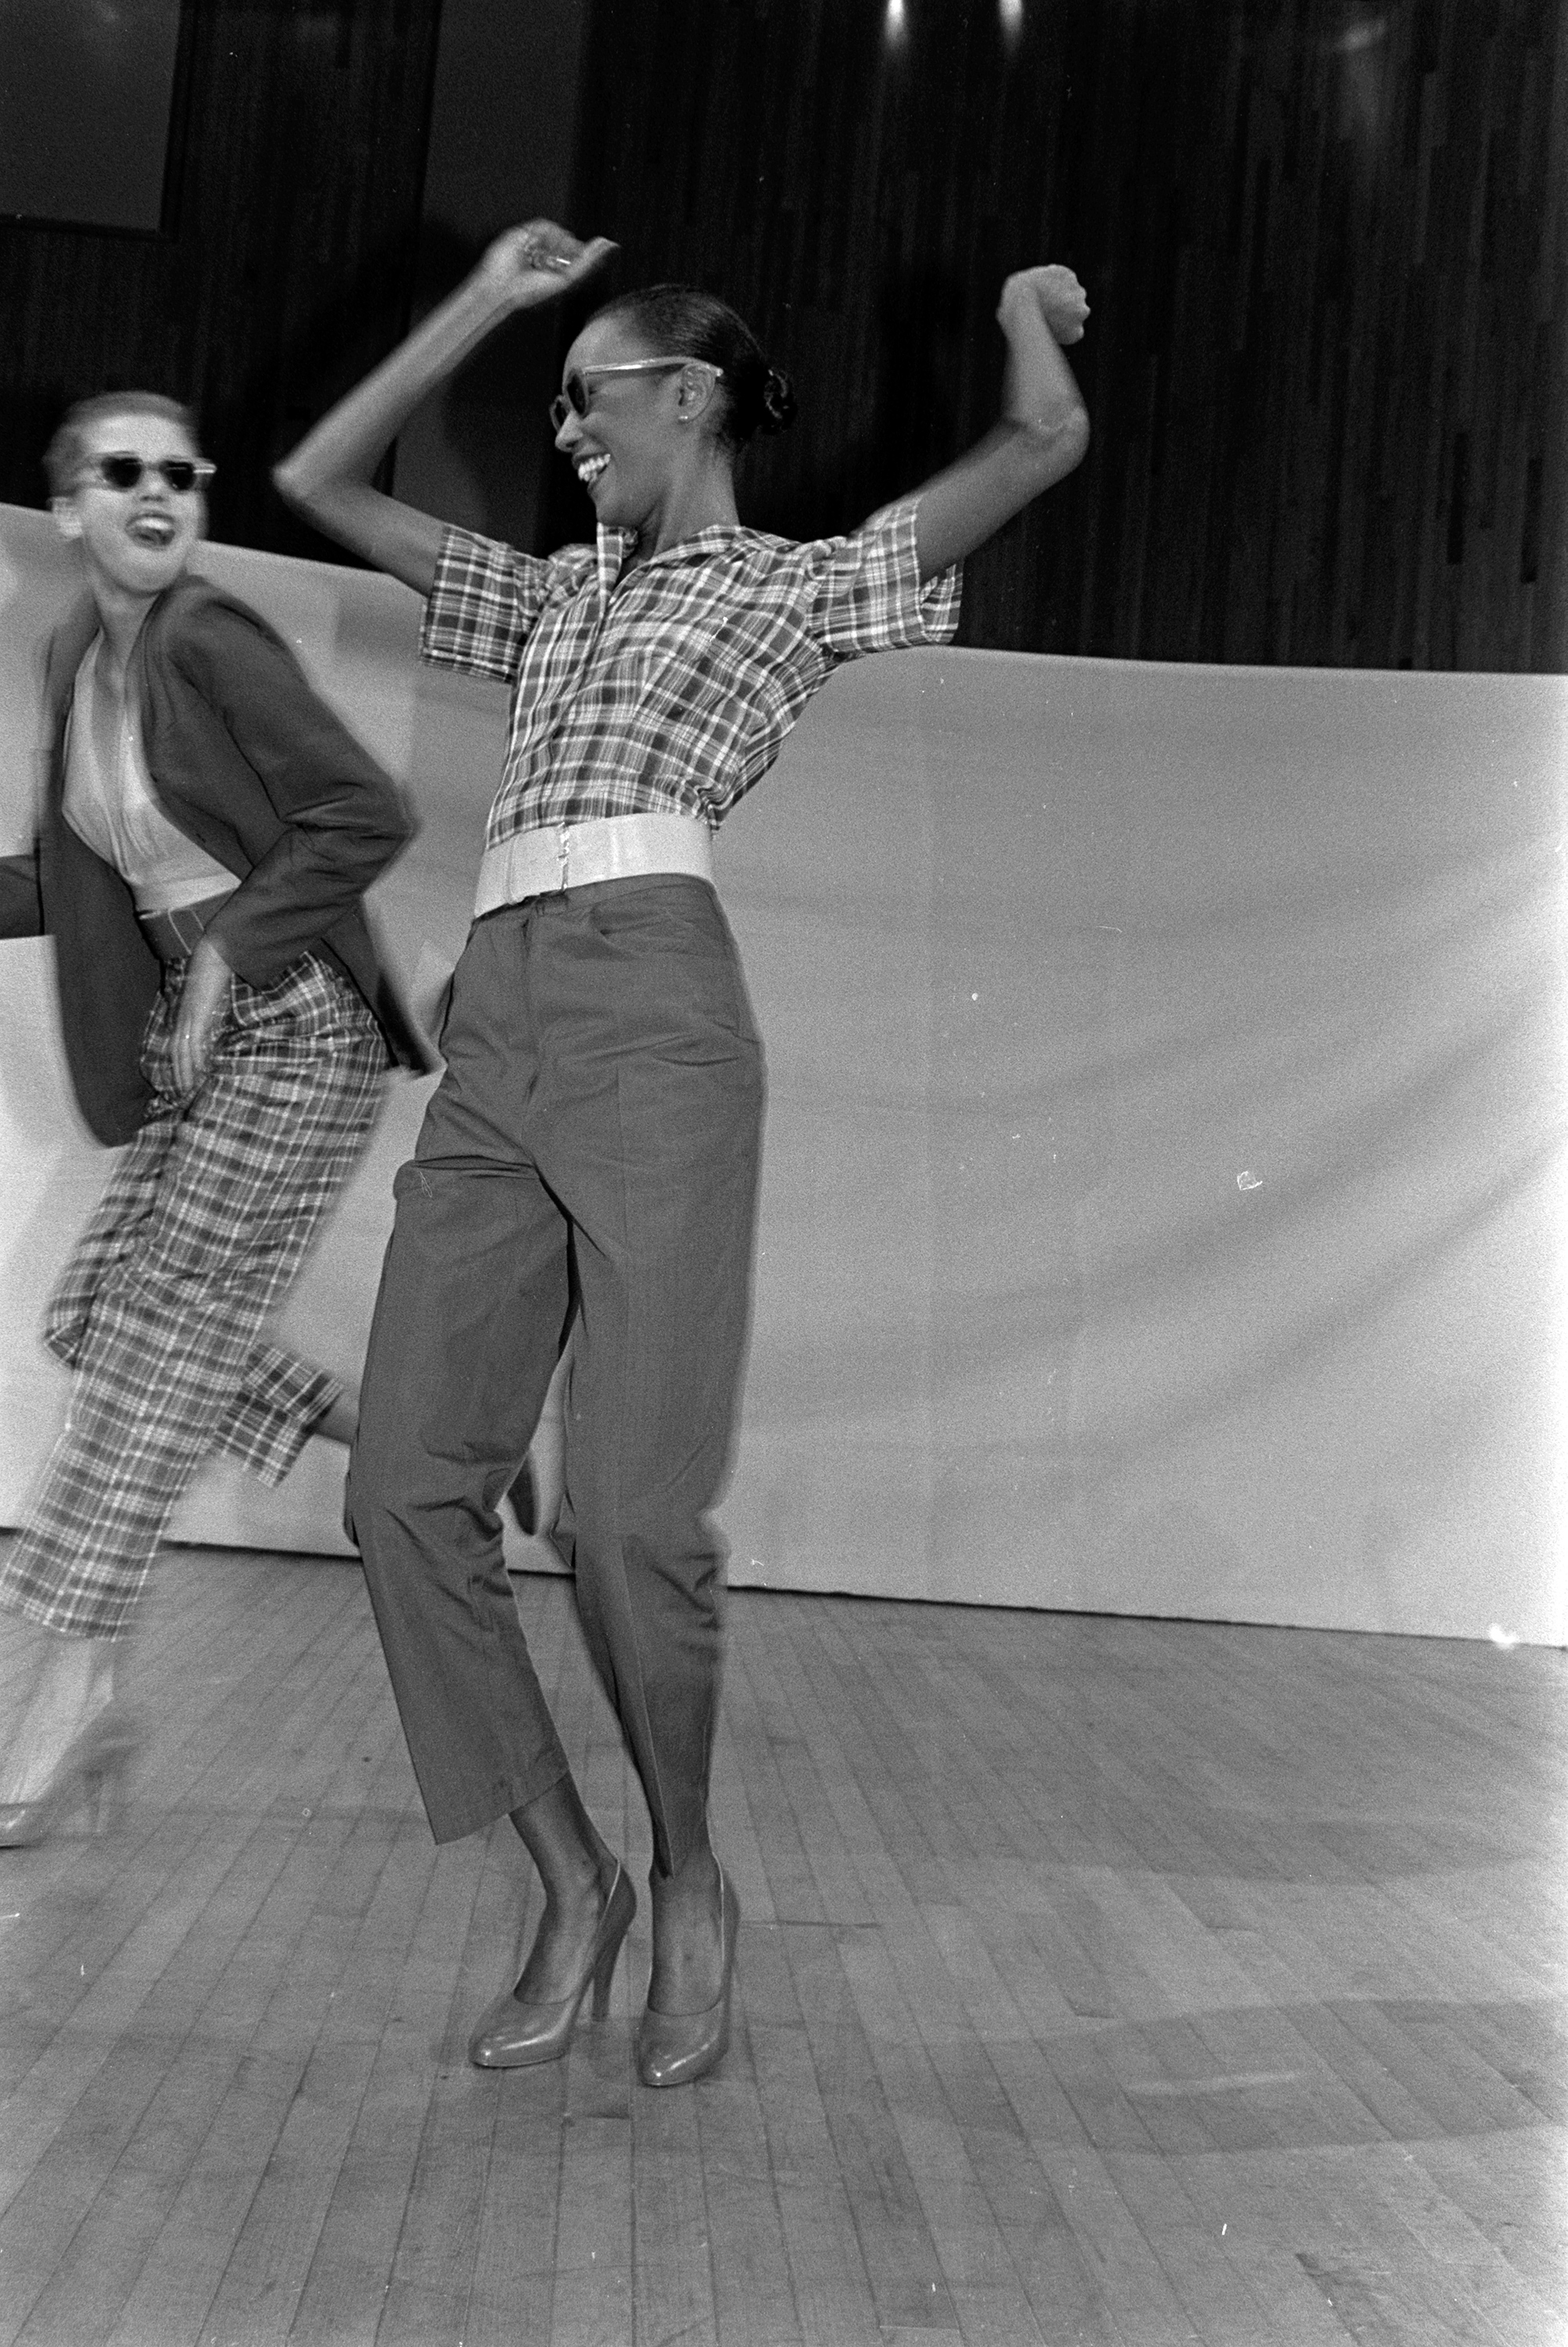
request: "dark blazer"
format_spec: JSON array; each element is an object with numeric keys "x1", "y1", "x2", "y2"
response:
[{"x1": 0, "y1": 573, "x2": 435, "y2": 1144}]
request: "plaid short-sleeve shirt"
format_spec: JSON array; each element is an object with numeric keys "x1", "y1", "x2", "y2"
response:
[{"x1": 419, "y1": 500, "x2": 961, "y2": 846}]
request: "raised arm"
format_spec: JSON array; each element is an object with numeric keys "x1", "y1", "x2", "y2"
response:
[
  {"x1": 884, "y1": 265, "x2": 1091, "y2": 582},
  {"x1": 273, "y1": 223, "x2": 616, "y2": 597}
]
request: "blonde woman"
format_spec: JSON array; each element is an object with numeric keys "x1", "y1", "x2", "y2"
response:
[{"x1": 0, "y1": 392, "x2": 428, "y2": 1843}]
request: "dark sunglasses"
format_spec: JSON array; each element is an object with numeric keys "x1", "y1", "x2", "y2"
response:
[
  {"x1": 86, "y1": 453, "x2": 216, "y2": 495},
  {"x1": 548, "y1": 357, "x2": 721, "y2": 433}
]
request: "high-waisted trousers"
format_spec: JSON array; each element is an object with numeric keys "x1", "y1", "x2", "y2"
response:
[
  {"x1": 348, "y1": 876, "x2": 765, "y2": 1871},
  {"x1": 0, "y1": 953, "x2": 386, "y2": 1639}
]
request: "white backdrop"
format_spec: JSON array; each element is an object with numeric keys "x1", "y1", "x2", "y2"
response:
[{"x1": 2, "y1": 503, "x2": 1563, "y2": 1642}]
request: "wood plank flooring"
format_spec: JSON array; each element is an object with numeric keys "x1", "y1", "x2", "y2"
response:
[{"x1": 0, "y1": 1548, "x2": 1561, "y2": 2346}]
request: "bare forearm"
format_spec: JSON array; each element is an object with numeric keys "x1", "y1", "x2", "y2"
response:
[
  {"x1": 999, "y1": 278, "x2": 1089, "y2": 441},
  {"x1": 272, "y1": 224, "x2": 614, "y2": 592},
  {"x1": 910, "y1": 409, "x2": 1088, "y2": 580},
  {"x1": 271, "y1": 273, "x2": 511, "y2": 591},
  {"x1": 891, "y1": 264, "x2": 1090, "y2": 580},
  {"x1": 276, "y1": 271, "x2": 511, "y2": 511}
]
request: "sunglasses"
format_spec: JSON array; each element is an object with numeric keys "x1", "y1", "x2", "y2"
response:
[
  {"x1": 548, "y1": 357, "x2": 721, "y2": 433},
  {"x1": 85, "y1": 453, "x2": 216, "y2": 495}
]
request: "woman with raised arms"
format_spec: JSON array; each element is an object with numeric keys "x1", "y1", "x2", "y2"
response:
[{"x1": 274, "y1": 224, "x2": 1089, "y2": 2086}]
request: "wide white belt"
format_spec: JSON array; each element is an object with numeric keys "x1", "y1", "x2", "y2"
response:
[{"x1": 474, "y1": 812, "x2": 714, "y2": 916}]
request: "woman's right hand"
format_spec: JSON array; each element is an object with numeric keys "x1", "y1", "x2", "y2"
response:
[
  {"x1": 478, "y1": 223, "x2": 619, "y2": 313},
  {"x1": 170, "y1": 935, "x2": 232, "y2": 1096}
]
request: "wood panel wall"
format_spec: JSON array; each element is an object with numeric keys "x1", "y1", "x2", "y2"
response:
[
  {"x1": 1, "y1": 1, "x2": 1559, "y2": 669},
  {"x1": 565, "y1": 0, "x2": 1567, "y2": 669},
  {"x1": 0, "y1": 0, "x2": 440, "y2": 564}
]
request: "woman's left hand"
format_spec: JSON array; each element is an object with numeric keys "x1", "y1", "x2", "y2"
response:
[
  {"x1": 170, "y1": 935, "x2": 232, "y2": 1093},
  {"x1": 999, "y1": 264, "x2": 1090, "y2": 347}
]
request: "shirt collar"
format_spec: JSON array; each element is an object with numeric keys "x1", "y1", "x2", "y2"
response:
[
  {"x1": 595, "y1": 526, "x2": 638, "y2": 599},
  {"x1": 594, "y1": 521, "x2": 755, "y2": 599}
]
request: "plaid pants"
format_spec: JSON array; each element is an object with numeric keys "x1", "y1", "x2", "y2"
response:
[{"x1": 0, "y1": 953, "x2": 386, "y2": 1638}]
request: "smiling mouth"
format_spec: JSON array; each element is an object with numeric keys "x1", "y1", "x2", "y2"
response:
[{"x1": 575, "y1": 454, "x2": 609, "y2": 487}]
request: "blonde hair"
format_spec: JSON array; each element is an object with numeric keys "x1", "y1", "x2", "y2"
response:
[{"x1": 45, "y1": 392, "x2": 201, "y2": 499}]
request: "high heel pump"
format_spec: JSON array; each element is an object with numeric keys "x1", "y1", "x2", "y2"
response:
[
  {"x1": 0, "y1": 1706, "x2": 135, "y2": 1848},
  {"x1": 468, "y1": 1861, "x2": 636, "y2": 2069},
  {"x1": 637, "y1": 1869, "x2": 740, "y2": 2090}
]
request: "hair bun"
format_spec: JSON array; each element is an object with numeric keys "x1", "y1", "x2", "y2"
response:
[{"x1": 759, "y1": 366, "x2": 798, "y2": 436}]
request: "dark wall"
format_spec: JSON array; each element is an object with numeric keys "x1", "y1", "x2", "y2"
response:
[
  {"x1": 391, "y1": 0, "x2": 592, "y2": 551},
  {"x1": 2, "y1": 0, "x2": 1560, "y2": 669},
  {"x1": 0, "y1": 0, "x2": 440, "y2": 563},
  {"x1": 565, "y1": 0, "x2": 1566, "y2": 669}
]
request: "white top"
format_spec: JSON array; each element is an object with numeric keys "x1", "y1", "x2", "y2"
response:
[{"x1": 62, "y1": 641, "x2": 237, "y2": 917}]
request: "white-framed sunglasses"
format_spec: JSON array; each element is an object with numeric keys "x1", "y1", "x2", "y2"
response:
[{"x1": 549, "y1": 357, "x2": 723, "y2": 432}]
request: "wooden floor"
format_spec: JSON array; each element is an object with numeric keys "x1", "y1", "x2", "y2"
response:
[{"x1": 0, "y1": 1549, "x2": 1562, "y2": 2347}]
